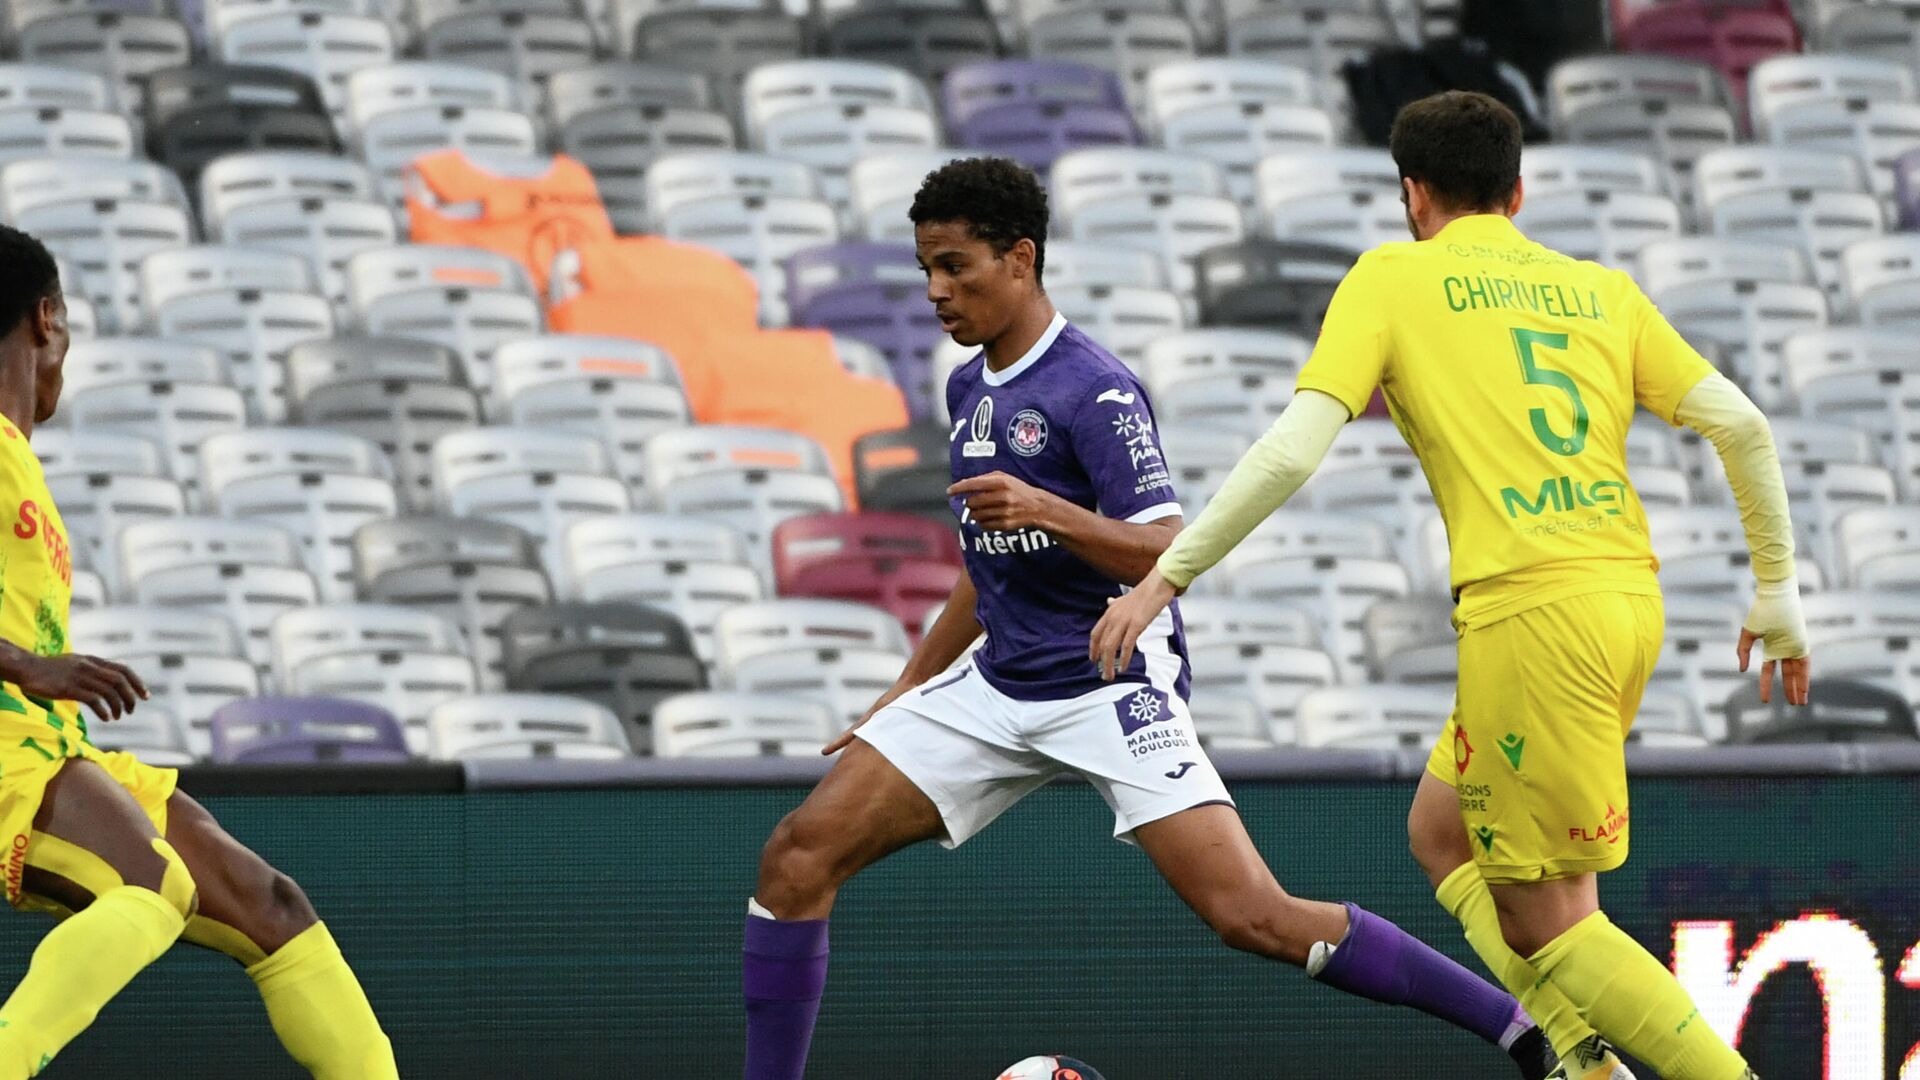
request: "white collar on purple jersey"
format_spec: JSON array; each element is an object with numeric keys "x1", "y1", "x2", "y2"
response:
[{"x1": 980, "y1": 312, "x2": 1067, "y2": 387}]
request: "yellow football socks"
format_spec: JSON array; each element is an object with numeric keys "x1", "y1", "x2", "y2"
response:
[
  {"x1": 247, "y1": 922, "x2": 398, "y2": 1080},
  {"x1": 1530, "y1": 910, "x2": 1750, "y2": 1080},
  {"x1": 1437, "y1": 862, "x2": 1595, "y2": 1061},
  {"x1": 0, "y1": 884, "x2": 186, "y2": 1079}
]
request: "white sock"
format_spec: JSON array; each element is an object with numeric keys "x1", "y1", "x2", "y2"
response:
[
  {"x1": 747, "y1": 896, "x2": 776, "y2": 920},
  {"x1": 1496, "y1": 1000, "x2": 1532, "y2": 1051}
]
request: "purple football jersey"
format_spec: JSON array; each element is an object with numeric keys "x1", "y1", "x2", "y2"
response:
[{"x1": 947, "y1": 314, "x2": 1189, "y2": 702}]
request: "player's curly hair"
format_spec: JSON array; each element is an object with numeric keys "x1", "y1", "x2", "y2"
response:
[
  {"x1": 1390, "y1": 91, "x2": 1523, "y2": 213},
  {"x1": 0, "y1": 225, "x2": 60, "y2": 338},
  {"x1": 909, "y1": 157, "x2": 1048, "y2": 283}
]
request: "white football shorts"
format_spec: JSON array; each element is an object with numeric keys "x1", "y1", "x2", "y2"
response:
[{"x1": 855, "y1": 655, "x2": 1234, "y2": 847}]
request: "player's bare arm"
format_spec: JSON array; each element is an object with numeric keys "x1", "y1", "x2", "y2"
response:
[
  {"x1": 948, "y1": 470, "x2": 1179, "y2": 584},
  {"x1": 0, "y1": 639, "x2": 147, "y2": 722},
  {"x1": 822, "y1": 566, "x2": 983, "y2": 755}
]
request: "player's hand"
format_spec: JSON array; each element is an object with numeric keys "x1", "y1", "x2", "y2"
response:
[
  {"x1": 1738, "y1": 576, "x2": 1810, "y2": 706},
  {"x1": 947, "y1": 472, "x2": 1056, "y2": 532},
  {"x1": 11, "y1": 652, "x2": 148, "y2": 722},
  {"x1": 823, "y1": 678, "x2": 912, "y2": 756},
  {"x1": 1089, "y1": 569, "x2": 1179, "y2": 682}
]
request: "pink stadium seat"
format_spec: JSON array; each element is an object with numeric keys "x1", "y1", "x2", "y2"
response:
[
  {"x1": 770, "y1": 511, "x2": 962, "y2": 586},
  {"x1": 778, "y1": 554, "x2": 961, "y2": 643},
  {"x1": 1616, "y1": 3, "x2": 1800, "y2": 105}
]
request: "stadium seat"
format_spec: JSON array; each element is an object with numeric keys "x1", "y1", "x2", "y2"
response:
[
  {"x1": 1649, "y1": 631, "x2": 1747, "y2": 742},
  {"x1": 1710, "y1": 186, "x2": 1885, "y2": 303},
  {"x1": 822, "y1": 6, "x2": 1002, "y2": 89},
  {"x1": 1140, "y1": 327, "x2": 1309, "y2": 399},
  {"x1": 1213, "y1": 509, "x2": 1396, "y2": 581},
  {"x1": 426, "y1": 693, "x2": 631, "y2": 760},
  {"x1": 1188, "y1": 693, "x2": 1273, "y2": 750},
  {"x1": 1781, "y1": 461, "x2": 1899, "y2": 571},
  {"x1": 543, "y1": 57, "x2": 706, "y2": 124},
  {"x1": 45, "y1": 474, "x2": 185, "y2": 594},
  {"x1": 197, "y1": 152, "x2": 381, "y2": 236},
  {"x1": 712, "y1": 597, "x2": 909, "y2": 672},
  {"x1": 0, "y1": 63, "x2": 113, "y2": 113},
  {"x1": 1654, "y1": 278, "x2": 1828, "y2": 408},
  {"x1": 1228, "y1": 554, "x2": 1410, "y2": 683},
  {"x1": 1723, "y1": 677, "x2": 1916, "y2": 743},
  {"x1": 217, "y1": 473, "x2": 400, "y2": 602},
  {"x1": 1187, "y1": 641, "x2": 1338, "y2": 745},
  {"x1": 448, "y1": 471, "x2": 630, "y2": 591},
  {"x1": 144, "y1": 63, "x2": 339, "y2": 183},
  {"x1": 284, "y1": 335, "x2": 463, "y2": 404},
  {"x1": 59, "y1": 337, "x2": 226, "y2": 398},
  {"x1": 953, "y1": 100, "x2": 1140, "y2": 172},
  {"x1": 659, "y1": 192, "x2": 840, "y2": 324},
  {"x1": 1545, "y1": 52, "x2": 1727, "y2": 134},
  {"x1": 137, "y1": 246, "x2": 316, "y2": 317},
  {"x1": 1295, "y1": 684, "x2": 1451, "y2": 750},
  {"x1": 790, "y1": 281, "x2": 941, "y2": 418},
  {"x1": 1803, "y1": 587, "x2": 1920, "y2": 646},
  {"x1": 1221, "y1": 7, "x2": 1393, "y2": 118},
  {"x1": 1024, "y1": 8, "x2": 1196, "y2": 103},
  {"x1": 1833, "y1": 506, "x2": 1920, "y2": 587},
  {"x1": 651, "y1": 691, "x2": 837, "y2": 757},
  {"x1": 299, "y1": 379, "x2": 483, "y2": 509},
  {"x1": 367, "y1": 558, "x2": 552, "y2": 687},
  {"x1": 134, "y1": 560, "x2": 318, "y2": 671},
  {"x1": 561, "y1": 103, "x2": 735, "y2": 232},
  {"x1": 71, "y1": 604, "x2": 244, "y2": 663},
  {"x1": 1051, "y1": 147, "x2": 1227, "y2": 223},
  {"x1": 1515, "y1": 189, "x2": 1684, "y2": 267},
  {"x1": 505, "y1": 644, "x2": 705, "y2": 753},
  {"x1": 573, "y1": 558, "x2": 763, "y2": 664},
  {"x1": 362, "y1": 285, "x2": 544, "y2": 397},
  {"x1": 1747, "y1": 53, "x2": 1914, "y2": 136},
  {"x1": 288, "y1": 648, "x2": 480, "y2": 752},
  {"x1": 1159, "y1": 101, "x2": 1336, "y2": 205},
  {"x1": 268, "y1": 602, "x2": 465, "y2": 690},
  {"x1": 343, "y1": 60, "x2": 517, "y2": 138},
  {"x1": 941, "y1": 58, "x2": 1129, "y2": 131},
  {"x1": 1635, "y1": 235, "x2": 1811, "y2": 297},
  {"x1": 1628, "y1": 687, "x2": 1710, "y2": 745},
  {"x1": 1256, "y1": 146, "x2": 1399, "y2": 217},
  {"x1": 33, "y1": 427, "x2": 168, "y2": 483},
  {"x1": 642, "y1": 425, "x2": 831, "y2": 491},
  {"x1": 344, "y1": 244, "x2": 532, "y2": 319},
  {"x1": 782, "y1": 241, "x2": 920, "y2": 314},
  {"x1": 120, "y1": 651, "x2": 261, "y2": 757},
  {"x1": 1780, "y1": 325, "x2": 1920, "y2": 401},
  {"x1": 196, "y1": 423, "x2": 393, "y2": 497},
  {"x1": 360, "y1": 105, "x2": 542, "y2": 202},
  {"x1": 740, "y1": 58, "x2": 934, "y2": 144},
  {"x1": 498, "y1": 600, "x2": 698, "y2": 680},
  {"x1": 1840, "y1": 235, "x2": 1920, "y2": 326},
  {"x1": 70, "y1": 569, "x2": 107, "y2": 612},
  {"x1": 850, "y1": 423, "x2": 949, "y2": 519},
  {"x1": 217, "y1": 195, "x2": 401, "y2": 314},
  {"x1": 641, "y1": 149, "x2": 815, "y2": 236},
  {"x1": 1799, "y1": 367, "x2": 1920, "y2": 499},
  {"x1": 1647, "y1": 503, "x2": 1751, "y2": 562},
  {"x1": 771, "y1": 510, "x2": 960, "y2": 582},
  {"x1": 1563, "y1": 98, "x2": 1738, "y2": 198},
  {"x1": 209, "y1": 696, "x2": 412, "y2": 763},
  {"x1": 87, "y1": 702, "x2": 195, "y2": 764},
  {"x1": 491, "y1": 334, "x2": 681, "y2": 401},
  {"x1": 1143, "y1": 57, "x2": 1314, "y2": 139},
  {"x1": 1047, "y1": 282, "x2": 1185, "y2": 367},
  {"x1": 1176, "y1": 594, "x2": 1320, "y2": 651},
  {"x1": 727, "y1": 646, "x2": 907, "y2": 729},
  {"x1": 419, "y1": 11, "x2": 598, "y2": 110},
  {"x1": 0, "y1": 106, "x2": 134, "y2": 167},
  {"x1": 1819, "y1": 3, "x2": 1920, "y2": 71},
  {"x1": 506, "y1": 382, "x2": 690, "y2": 496},
  {"x1": 217, "y1": 12, "x2": 396, "y2": 118},
  {"x1": 1817, "y1": 634, "x2": 1920, "y2": 719},
  {"x1": 431, "y1": 426, "x2": 609, "y2": 508},
  {"x1": 152, "y1": 287, "x2": 335, "y2": 424},
  {"x1": 1191, "y1": 239, "x2": 1353, "y2": 335},
  {"x1": 1690, "y1": 145, "x2": 1866, "y2": 219},
  {"x1": 1616, "y1": 2, "x2": 1799, "y2": 102},
  {"x1": 0, "y1": 157, "x2": 188, "y2": 223},
  {"x1": 1359, "y1": 595, "x2": 1454, "y2": 681},
  {"x1": 1769, "y1": 98, "x2": 1920, "y2": 203},
  {"x1": 62, "y1": 379, "x2": 248, "y2": 496},
  {"x1": 630, "y1": 10, "x2": 808, "y2": 110},
  {"x1": 1262, "y1": 188, "x2": 1408, "y2": 250},
  {"x1": 562, "y1": 513, "x2": 751, "y2": 584},
  {"x1": 18, "y1": 12, "x2": 191, "y2": 115},
  {"x1": 15, "y1": 196, "x2": 193, "y2": 334}
]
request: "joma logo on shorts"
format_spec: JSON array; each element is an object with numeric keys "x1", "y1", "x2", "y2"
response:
[{"x1": 1500, "y1": 476, "x2": 1629, "y2": 519}]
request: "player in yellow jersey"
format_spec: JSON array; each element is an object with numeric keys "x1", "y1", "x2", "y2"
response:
[
  {"x1": 0, "y1": 226, "x2": 398, "y2": 1079},
  {"x1": 1091, "y1": 93, "x2": 1809, "y2": 1080}
]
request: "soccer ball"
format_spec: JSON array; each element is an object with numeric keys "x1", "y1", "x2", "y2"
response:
[{"x1": 995, "y1": 1055, "x2": 1106, "y2": 1080}]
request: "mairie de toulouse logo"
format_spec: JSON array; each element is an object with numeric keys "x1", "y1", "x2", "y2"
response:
[{"x1": 1008, "y1": 409, "x2": 1048, "y2": 457}]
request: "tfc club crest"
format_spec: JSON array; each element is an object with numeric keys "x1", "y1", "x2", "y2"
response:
[{"x1": 1008, "y1": 409, "x2": 1048, "y2": 457}]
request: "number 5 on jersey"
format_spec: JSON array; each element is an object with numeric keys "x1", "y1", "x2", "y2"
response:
[{"x1": 1512, "y1": 328, "x2": 1586, "y2": 457}]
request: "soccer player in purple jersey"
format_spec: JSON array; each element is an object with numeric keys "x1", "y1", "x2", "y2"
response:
[{"x1": 740, "y1": 158, "x2": 1562, "y2": 1080}]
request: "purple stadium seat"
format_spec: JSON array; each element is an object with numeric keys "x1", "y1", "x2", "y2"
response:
[
  {"x1": 209, "y1": 696, "x2": 412, "y2": 763},
  {"x1": 1896, "y1": 147, "x2": 1920, "y2": 231},
  {"x1": 783, "y1": 241, "x2": 921, "y2": 314},
  {"x1": 1616, "y1": 3, "x2": 1799, "y2": 105},
  {"x1": 941, "y1": 59, "x2": 1130, "y2": 133},
  {"x1": 791, "y1": 280, "x2": 940, "y2": 419},
  {"x1": 954, "y1": 100, "x2": 1139, "y2": 173}
]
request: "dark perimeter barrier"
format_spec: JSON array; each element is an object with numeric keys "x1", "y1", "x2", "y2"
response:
[{"x1": 6, "y1": 747, "x2": 1916, "y2": 1079}]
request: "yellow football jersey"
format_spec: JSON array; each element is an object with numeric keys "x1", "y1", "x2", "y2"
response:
[
  {"x1": 0, "y1": 417, "x2": 82, "y2": 748},
  {"x1": 1296, "y1": 214, "x2": 1718, "y2": 630}
]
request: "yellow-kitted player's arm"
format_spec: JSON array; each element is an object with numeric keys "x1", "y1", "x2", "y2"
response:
[
  {"x1": 1090, "y1": 258, "x2": 1388, "y2": 679},
  {"x1": 1627, "y1": 277, "x2": 1807, "y2": 705}
]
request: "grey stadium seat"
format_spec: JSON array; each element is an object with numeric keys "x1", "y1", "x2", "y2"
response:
[
  {"x1": 362, "y1": 285, "x2": 543, "y2": 397},
  {"x1": 154, "y1": 286, "x2": 336, "y2": 424},
  {"x1": 196, "y1": 151, "x2": 381, "y2": 236},
  {"x1": 349, "y1": 515, "x2": 537, "y2": 592}
]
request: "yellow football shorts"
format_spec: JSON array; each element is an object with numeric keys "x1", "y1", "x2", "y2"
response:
[
  {"x1": 1425, "y1": 590, "x2": 1664, "y2": 884},
  {"x1": 0, "y1": 731, "x2": 177, "y2": 912}
]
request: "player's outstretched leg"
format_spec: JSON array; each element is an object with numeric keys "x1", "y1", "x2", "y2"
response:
[
  {"x1": 1133, "y1": 803, "x2": 1560, "y2": 1079},
  {"x1": 1407, "y1": 772, "x2": 1629, "y2": 1080},
  {"x1": 746, "y1": 741, "x2": 945, "y2": 1080},
  {"x1": 0, "y1": 761, "x2": 195, "y2": 1079},
  {"x1": 162, "y1": 790, "x2": 398, "y2": 1080}
]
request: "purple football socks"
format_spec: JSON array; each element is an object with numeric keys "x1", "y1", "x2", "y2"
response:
[
  {"x1": 1312, "y1": 902, "x2": 1522, "y2": 1047},
  {"x1": 743, "y1": 912, "x2": 830, "y2": 1080}
]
